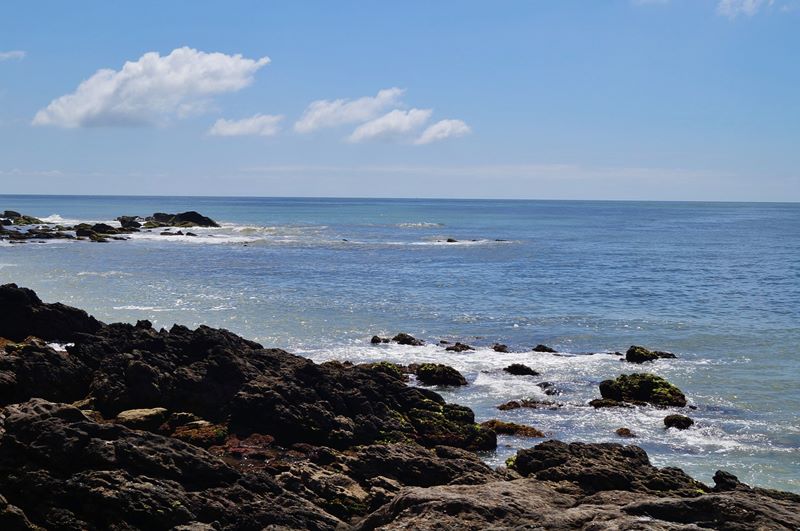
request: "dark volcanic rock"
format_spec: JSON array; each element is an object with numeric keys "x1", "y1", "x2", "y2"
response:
[
  {"x1": 146, "y1": 211, "x2": 219, "y2": 228},
  {"x1": 415, "y1": 363, "x2": 467, "y2": 387},
  {"x1": 392, "y1": 332, "x2": 424, "y2": 346},
  {"x1": 361, "y1": 442, "x2": 800, "y2": 530},
  {"x1": 492, "y1": 343, "x2": 508, "y2": 353},
  {"x1": 0, "y1": 283, "x2": 103, "y2": 341},
  {"x1": 510, "y1": 440, "x2": 706, "y2": 495},
  {"x1": 502, "y1": 363, "x2": 539, "y2": 376},
  {"x1": 0, "y1": 399, "x2": 342, "y2": 530},
  {"x1": 480, "y1": 419, "x2": 544, "y2": 438},
  {"x1": 664, "y1": 414, "x2": 694, "y2": 430},
  {"x1": 532, "y1": 344, "x2": 556, "y2": 353},
  {"x1": 116, "y1": 215, "x2": 142, "y2": 229},
  {"x1": 598, "y1": 373, "x2": 687, "y2": 407},
  {"x1": 626, "y1": 345, "x2": 677, "y2": 363}
]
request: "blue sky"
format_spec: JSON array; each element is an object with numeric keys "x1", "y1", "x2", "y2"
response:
[{"x1": 1, "y1": 0, "x2": 798, "y2": 200}]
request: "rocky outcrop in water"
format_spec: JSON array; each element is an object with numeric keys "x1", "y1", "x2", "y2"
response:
[
  {"x1": 626, "y1": 345, "x2": 677, "y2": 363},
  {"x1": 594, "y1": 373, "x2": 688, "y2": 407},
  {"x1": 0, "y1": 285, "x2": 797, "y2": 530},
  {"x1": 0, "y1": 210, "x2": 220, "y2": 243}
]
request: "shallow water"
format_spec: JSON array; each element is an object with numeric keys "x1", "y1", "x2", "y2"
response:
[{"x1": 1, "y1": 195, "x2": 798, "y2": 491}]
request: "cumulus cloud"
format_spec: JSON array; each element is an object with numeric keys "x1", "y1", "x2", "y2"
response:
[
  {"x1": 717, "y1": 0, "x2": 770, "y2": 17},
  {"x1": 0, "y1": 50, "x2": 25, "y2": 61},
  {"x1": 33, "y1": 47, "x2": 270, "y2": 128},
  {"x1": 347, "y1": 108, "x2": 432, "y2": 143},
  {"x1": 209, "y1": 114, "x2": 283, "y2": 136},
  {"x1": 415, "y1": 119, "x2": 471, "y2": 145},
  {"x1": 294, "y1": 88, "x2": 404, "y2": 133}
]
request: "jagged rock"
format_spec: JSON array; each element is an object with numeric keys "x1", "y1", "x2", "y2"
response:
[
  {"x1": 532, "y1": 344, "x2": 556, "y2": 353},
  {"x1": 116, "y1": 216, "x2": 142, "y2": 229},
  {"x1": 392, "y1": 333, "x2": 424, "y2": 346},
  {"x1": 502, "y1": 363, "x2": 539, "y2": 376},
  {"x1": 598, "y1": 373, "x2": 687, "y2": 407},
  {"x1": 415, "y1": 363, "x2": 467, "y2": 386},
  {"x1": 626, "y1": 345, "x2": 677, "y2": 363},
  {"x1": 0, "y1": 283, "x2": 102, "y2": 342},
  {"x1": 537, "y1": 381, "x2": 559, "y2": 395},
  {"x1": 480, "y1": 419, "x2": 544, "y2": 438},
  {"x1": 146, "y1": 211, "x2": 219, "y2": 228},
  {"x1": 664, "y1": 414, "x2": 694, "y2": 430},
  {"x1": 509, "y1": 440, "x2": 707, "y2": 495},
  {"x1": 359, "y1": 448, "x2": 800, "y2": 530},
  {"x1": 0, "y1": 399, "x2": 343, "y2": 530}
]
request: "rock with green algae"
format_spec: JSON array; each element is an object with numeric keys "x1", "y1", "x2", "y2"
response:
[
  {"x1": 598, "y1": 373, "x2": 687, "y2": 407},
  {"x1": 480, "y1": 419, "x2": 545, "y2": 438},
  {"x1": 415, "y1": 363, "x2": 467, "y2": 386},
  {"x1": 625, "y1": 345, "x2": 677, "y2": 363}
]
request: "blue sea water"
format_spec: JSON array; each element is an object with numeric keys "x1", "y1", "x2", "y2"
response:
[{"x1": 1, "y1": 195, "x2": 798, "y2": 492}]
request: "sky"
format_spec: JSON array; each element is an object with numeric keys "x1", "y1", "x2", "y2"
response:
[{"x1": 1, "y1": 0, "x2": 798, "y2": 200}]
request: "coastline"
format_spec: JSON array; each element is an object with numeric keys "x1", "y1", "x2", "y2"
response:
[{"x1": 1, "y1": 283, "x2": 798, "y2": 529}]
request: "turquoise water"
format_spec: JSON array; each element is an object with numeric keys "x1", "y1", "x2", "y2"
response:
[{"x1": 1, "y1": 195, "x2": 798, "y2": 491}]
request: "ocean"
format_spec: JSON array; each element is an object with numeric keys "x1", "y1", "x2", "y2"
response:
[{"x1": 1, "y1": 195, "x2": 798, "y2": 492}]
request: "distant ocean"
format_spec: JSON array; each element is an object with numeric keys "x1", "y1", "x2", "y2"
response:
[{"x1": 1, "y1": 195, "x2": 798, "y2": 492}]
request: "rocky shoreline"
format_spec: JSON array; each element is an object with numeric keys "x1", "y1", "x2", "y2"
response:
[
  {"x1": 0, "y1": 210, "x2": 219, "y2": 244},
  {"x1": 0, "y1": 284, "x2": 798, "y2": 530}
]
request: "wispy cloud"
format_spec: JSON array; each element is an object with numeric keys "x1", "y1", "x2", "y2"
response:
[
  {"x1": 209, "y1": 114, "x2": 283, "y2": 137},
  {"x1": 717, "y1": 0, "x2": 771, "y2": 18},
  {"x1": 294, "y1": 88, "x2": 404, "y2": 133},
  {"x1": 347, "y1": 108, "x2": 431, "y2": 143},
  {"x1": 33, "y1": 47, "x2": 270, "y2": 128},
  {"x1": 415, "y1": 119, "x2": 471, "y2": 145},
  {"x1": 0, "y1": 50, "x2": 25, "y2": 62}
]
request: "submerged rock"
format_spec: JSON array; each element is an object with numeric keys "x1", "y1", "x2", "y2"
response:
[
  {"x1": 502, "y1": 363, "x2": 539, "y2": 376},
  {"x1": 444, "y1": 342, "x2": 473, "y2": 352},
  {"x1": 615, "y1": 427, "x2": 636, "y2": 438},
  {"x1": 598, "y1": 373, "x2": 687, "y2": 407},
  {"x1": 497, "y1": 399, "x2": 558, "y2": 411},
  {"x1": 626, "y1": 345, "x2": 677, "y2": 363},
  {"x1": 492, "y1": 343, "x2": 508, "y2": 353}
]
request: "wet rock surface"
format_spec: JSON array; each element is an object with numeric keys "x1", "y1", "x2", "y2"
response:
[
  {"x1": 626, "y1": 345, "x2": 678, "y2": 363},
  {"x1": 0, "y1": 285, "x2": 797, "y2": 530},
  {"x1": 597, "y1": 372, "x2": 688, "y2": 407}
]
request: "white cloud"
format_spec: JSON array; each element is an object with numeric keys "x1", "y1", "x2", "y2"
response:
[
  {"x1": 209, "y1": 114, "x2": 283, "y2": 136},
  {"x1": 0, "y1": 50, "x2": 25, "y2": 62},
  {"x1": 415, "y1": 119, "x2": 471, "y2": 145},
  {"x1": 33, "y1": 47, "x2": 270, "y2": 128},
  {"x1": 294, "y1": 87, "x2": 405, "y2": 133},
  {"x1": 347, "y1": 108, "x2": 432, "y2": 143},
  {"x1": 717, "y1": 0, "x2": 770, "y2": 17}
]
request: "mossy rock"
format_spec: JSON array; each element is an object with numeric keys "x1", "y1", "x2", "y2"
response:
[
  {"x1": 415, "y1": 363, "x2": 467, "y2": 386},
  {"x1": 481, "y1": 419, "x2": 544, "y2": 438},
  {"x1": 599, "y1": 373, "x2": 687, "y2": 407}
]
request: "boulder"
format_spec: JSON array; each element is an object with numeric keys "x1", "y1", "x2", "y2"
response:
[
  {"x1": 116, "y1": 407, "x2": 169, "y2": 431},
  {"x1": 616, "y1": 427, "x2": 636, "y2": 438},
  {"x1": 492, "y1": 343, "x2": 508, "y2": 353},
  {"x1": 415, "y1": 363, "x2": 467, "y2": 386},
  {"x1": 626, "y1": 345, "x2": 677, "y2": 363},
  {"x1": 146, "y1": 211, "x2": 219, "y2": 228},
  {"x1": 664, "y1": 414, "x2": 694, "y2": 430},
  {"x1": 392, "y1": 332, "x2": 424, "y2": 346},
  {"x1": 598, "y1": 373, "x2": 687, "y2": 407},
  {"x1": 502, "y1": 363, "x2": 539, "y2": 376},
  {"x1": 116, "y1": 216, "x2": 142, "y2": 229}
]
